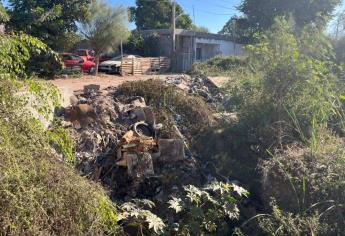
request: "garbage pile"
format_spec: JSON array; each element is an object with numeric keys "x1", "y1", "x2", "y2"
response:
[
  {"x1": 166, "y1": 74, "x2": 223, "y2": 108},
  {"x1": 61, "y1": 85, "x2": 203, "y2": 201}
]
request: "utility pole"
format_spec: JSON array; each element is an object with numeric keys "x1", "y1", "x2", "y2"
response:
[
  {"x1": 171, "y1": 0, "x2": 176, "y2": 71},
  {"x1": 192, "y1": 5, "x2": 196, "y2": 63},
  {"x1": 120, "y1": 40, "x2": 123, "y2": 75}
]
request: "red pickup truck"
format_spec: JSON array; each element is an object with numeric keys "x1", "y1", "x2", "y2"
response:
[
  {"x1": 75, "y1": 49, "x2": 95, "y2": 62},
  {"x1": 61, "y1": 53, "x2": 95, "y2": 73}
]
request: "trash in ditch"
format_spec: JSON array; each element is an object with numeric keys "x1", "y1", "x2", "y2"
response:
[{"x1": 61, "y1": 86, "x2": 203, "y2": 201}]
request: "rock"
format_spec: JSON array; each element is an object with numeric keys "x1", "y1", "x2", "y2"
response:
[
  {"x1": 79, "y1": 97, "x2": 88, "y2": 104},
  {"x1": 130, "y1": 96, "x2": 146, "y2": 107},
  {"x1": 84, "y1": 84, "x2": 100, "y2": 94},
  {"x1": 69, "y1": 95, "x2": 79, "y2": 106},
  {"x1": 127, "y1": 152, "x2": 154, "y2": 178}
]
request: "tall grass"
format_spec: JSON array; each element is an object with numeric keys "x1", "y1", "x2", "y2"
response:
[{"x1": 0, "y1": 79, "x2": 119, "y2": 235}]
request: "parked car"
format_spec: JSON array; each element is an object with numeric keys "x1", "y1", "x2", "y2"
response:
[
  {"x1": 100, "y1": 52, "x2": 117, "y2": 63},
  {"x1": 61, "y1": 53, "x2": 83, "y2": 74},
  {"x1": 61, "y1": 53, "x2": 95, "y2": 74},
  {"x1": 75, "y1": 49, "x2": 95, "y2": 62},
  {"x1": 99, "y1": 54, "x2": 142, "y2": 74}
]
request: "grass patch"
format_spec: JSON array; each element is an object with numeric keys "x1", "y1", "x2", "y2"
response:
[{"x1": 190, "y1": 55, "x2": 248, "y2": 77}]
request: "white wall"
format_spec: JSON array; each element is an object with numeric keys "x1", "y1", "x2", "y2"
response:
[{"x1": 195, "y1": 37, "x2": 244, "y2": 57}]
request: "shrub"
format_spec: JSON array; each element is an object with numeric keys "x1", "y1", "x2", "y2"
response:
[
  {"x1": 222, "y1": 18, "x2": 344, "y2": 149},
  {"x1": 0, "y1": 78, "x2": 119, "y2": 235},
  {"x1": 195, "y1": 19, "x2": 345, "y2": 232},
  {"x1": 248, "y1": 201, "x2": 331, "y2": 236},
  {"x1": 167, "y1": 182, "x2": 249, "y2": 235},
  {"x1": 257, "y1": 128, "x2": 345, "y2": 233},
  {"x1": 118, "y1": 199, "x2": 166, "y2": 235},
  {"x1": 117, "y1": 79, "x2": 215, "y2": 136},
  {"x1": 0, "y1": 34, "x2": 63, "y2": 78},
  {"x1": 190, "y1": 55, "x2": 248, "y2": 77}
]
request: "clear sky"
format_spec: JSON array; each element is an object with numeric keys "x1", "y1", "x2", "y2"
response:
[
  {"x1": 3, "y1": 0, "x2": 345, "y2": 33},
  {"x1": 112, "y1": 0, "x2": 242, "y2": 33}
]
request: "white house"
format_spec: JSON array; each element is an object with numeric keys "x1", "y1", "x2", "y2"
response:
[{"x1": 140, "y1": 29, "x2": 244, "y2": 72}]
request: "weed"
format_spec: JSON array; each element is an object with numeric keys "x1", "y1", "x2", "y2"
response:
[
  {"x1": 0, "y1": 78, "x2": 119, "y2": 235},
  {"x1": 117, "y1": 79, "x2": 214, "y2": 137}
]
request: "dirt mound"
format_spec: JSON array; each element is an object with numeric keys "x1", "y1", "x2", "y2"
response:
[{"x1": 61, "y1": 86, "x2": 205, "y2": 203}]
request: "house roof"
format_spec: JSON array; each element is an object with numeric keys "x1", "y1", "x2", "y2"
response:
[{"x1": 139, "y1": 29, "x2": 234, "y2": 41}]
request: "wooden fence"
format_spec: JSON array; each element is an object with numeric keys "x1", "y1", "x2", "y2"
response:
[{"x1": 121, "y1": 57, "x2": 170, "y2": 76}]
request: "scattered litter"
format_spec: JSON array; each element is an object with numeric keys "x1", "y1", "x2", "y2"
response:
[
  {"x1": 166, "y1": 74, "x2": 223, "y2": 108},
  {"x1": 60, "y1": 86, "x2": 203, "y2": 201}
]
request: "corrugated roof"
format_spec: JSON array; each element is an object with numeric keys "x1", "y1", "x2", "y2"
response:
[{"x1": 139, "y1": 29, "x2": 234, "y2": 41}]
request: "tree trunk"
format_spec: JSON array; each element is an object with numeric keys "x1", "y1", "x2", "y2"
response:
[{"x1": 95, "y1": 55, "x2": 100, "y2": 76}]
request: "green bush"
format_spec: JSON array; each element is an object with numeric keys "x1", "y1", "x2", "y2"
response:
[
  {"x1": 0, "y1": 78, "x2": 119, "y2": 235},
  {"x1": 212, "y1": 18, "x2": 345, "y2": 235},
  {"x1": 191, "y1": 18, "x2": 345, "y2": 235},
  {"x1": 0, "y1": 34, "x2": 63, "y2": 78},
  {"x1": 117, "y1": 79, "x2": 214, "y2": 136},
  {"x1": 223, "y1": 18, "x2": 344, "y2": 148},
  {"x1": 0, "y1": 33, "x2": 118, "y2": 235},
  {"x1": 190, "y1": 55, "x2": 248, "y2": 77},
  {"x1": 48, "y1": 127, "x2": 76, "y2": 165},
  {"x1": 257, "y1": 129, "x2": 345, "y2": 234},
  {"x1": 167, "y1": 182, "x2": 249, "y2": 235}
]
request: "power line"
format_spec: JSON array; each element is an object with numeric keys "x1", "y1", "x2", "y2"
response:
[
  {"x1": 176, "y1": 0, "x2": 237, "y2": 16},
  {"x1": 192, "y1": 8, "x2": 234, "y2": 15}
]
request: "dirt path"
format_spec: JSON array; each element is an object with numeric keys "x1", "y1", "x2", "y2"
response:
[
  {"x1": 50, "y1": 73, "x2": 227, "y2": 107},
  {"x1": 51, "y1": 74, "x2": 172, "y2": 106}
]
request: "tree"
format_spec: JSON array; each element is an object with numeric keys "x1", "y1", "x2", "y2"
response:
[
  {"x1": 80, "y1": 0, "x2": 129, "y2": 75},
  {"x1": 329, "y1": 11, "x2": 345, "y2": 65},
  {"x1": 7, "y1": 0, "x2": 90, "y2": 50},
  {"x1": 239, "y1": 0, "x2": 340, "y2": 31},
  {"x1": 191, "y1": 25, "x2": 210, "y2": 33},
  {"x1": 0, "y1": 2, "x2": 9, "y2": 23},
  {"x1": 130, "y1": 0, "x2": 193, "y2": 30},
  {"x1": 221, "y1": 0, "x2": 341, "y2": 43},
  {"x1": 219, "y1": 16, "x2": 255, "y2": 43}
]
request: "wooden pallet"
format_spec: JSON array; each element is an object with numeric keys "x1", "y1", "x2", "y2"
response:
[{"x1": 121, "y1": 57, "x2": 170, "y2": 76}]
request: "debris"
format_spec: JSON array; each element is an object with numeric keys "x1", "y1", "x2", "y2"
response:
[
  {"x1": 65, "y1": 104, "x2": 97, "y2": 128},
  {"x1": 84, "y1": 84, "x2": 100, "y2": 94},
  {"x1": 157, "y1": 139, "x2": 185, "y2": 162},
  {"x1": 166, "y1": 74, "x2": 223, "y2": 108},
  {"x1": 64, "y1": 85, "x2": 204, "y2": 201},
  {"x1": 69, "y1": 95, "x2": 79, "y2": 106}
]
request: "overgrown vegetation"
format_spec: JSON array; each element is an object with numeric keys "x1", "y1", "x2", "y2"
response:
[
  {"x1": 117, "y1": 79, "x2": 214, "y2": 136},
  {"x1": 2, "y1": 0, "x2": 345, "y2": 234},
  {"x1": 116, "y1": 182, "x2": 248, "y2": 235},
  {"x1": 0, "y1": 34, "x2": 63, "y2": 78},
  {"x1": 0, "y1": 34, "x2": 118, "y2": 235},
  {"x1": 167, "y1": 182, "x2": 249, "y2": 235},
  {"x1": 191, "y1": 55, "x2": 248, "y2": 77},
  {"x1": 0, "y1": 78, "x2": 118, "y2": 235},
  {"x1": 194, "y1": 17, "x2": 345, "y2": 235},
  {"x1": 6, "y1": 0, "x2": 90, "y2": 50}
]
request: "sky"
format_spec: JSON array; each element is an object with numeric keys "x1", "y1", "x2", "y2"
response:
[
  {"x1": 112, "y1": 0, "x2": 242, "y2": 33},
  {"x1": 3, "y1": 0, "x2": 345, "y2": 34}
]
